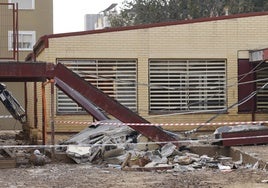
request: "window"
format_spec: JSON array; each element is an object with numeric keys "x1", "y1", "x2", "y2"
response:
[
  {"x1": 57, "y1": 59, "x2": 137, "y2": 113},
  {"x1": 9, "y1": 0, "x2": 35, "y2": 10},
  {"x1": 8, "y1": 31, "x2": 36, "y2": 51},
  {"x1": 149, "y1": 59, "x2": 226, "y2": 113}
]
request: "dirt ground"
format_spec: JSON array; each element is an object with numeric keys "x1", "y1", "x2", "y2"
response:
[
  {"x1": 0, "y1": 163, "x2": 266, "y2": 188},
  {"x1": 0, "y1": 131, "x2": 267, "y2": 188}
]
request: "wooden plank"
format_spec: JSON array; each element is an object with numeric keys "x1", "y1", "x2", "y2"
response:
[{"x1": 0, "y1": 159, "x2": 16, "y2": 169}]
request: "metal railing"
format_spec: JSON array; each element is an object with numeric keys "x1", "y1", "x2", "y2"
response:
[{"x1": 0, "y1": 3, "x2": 18, "y2": 60}]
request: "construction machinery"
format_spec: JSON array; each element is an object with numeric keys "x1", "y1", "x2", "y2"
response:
[{"x1": 0, "y1": 83, "x2": 26, "y2": 124}]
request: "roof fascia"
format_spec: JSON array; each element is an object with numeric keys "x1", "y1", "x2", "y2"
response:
[{"x1": 33, "y1": 11, "x2": 268, "y2": 57}]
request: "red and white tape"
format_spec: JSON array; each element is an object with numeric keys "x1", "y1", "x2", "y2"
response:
[{"x1": 0, "y1": 115, "x2": 13, "y2": 119}]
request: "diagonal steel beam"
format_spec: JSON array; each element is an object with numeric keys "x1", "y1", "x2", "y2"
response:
[
  {"x1": 54, "y1": 77, "x2": 109, "y2": 121},
  {"x1": 54, "y1": 63, "x2": 179, "y2": 145}
]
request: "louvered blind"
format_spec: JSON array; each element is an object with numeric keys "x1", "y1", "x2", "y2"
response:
[
  {"x1": 149, "y1": 59, "x2": 226, "y2": 112},
  {"x1": 256, "y1": 64, "x2": 268, "y2": 111},
  {"x1": 57, "y1": 59, "x2": 137, "y2": 113}
]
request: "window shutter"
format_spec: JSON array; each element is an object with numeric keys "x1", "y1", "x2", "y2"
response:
[
  {"x1": 256, "y1": 63, "x2": 268, "y2": 111},
  {"x1": 238, "y1": 59, "x2": 255, "y2": 112},
  {"x1": 149, "y1": 59, "x2": 226, "y2": 113},
  {"x1": 57, "y1": 59, "x2": 137, "y2": 113}
]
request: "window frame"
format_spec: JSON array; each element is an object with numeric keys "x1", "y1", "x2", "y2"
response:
[
  {"x1": 148, "y1": 59, "x2": 227, "y2": 114},
  {"x1": 8, "y1": 0, "x2": 35, "y2": 10},
  {"x1": 56, "y1": 59, "x2": 138, "y2": 114},
  {"x1": 8, "y1": 30, "x2": 36, "y2": 51}
]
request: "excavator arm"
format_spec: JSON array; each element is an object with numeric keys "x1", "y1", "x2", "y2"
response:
[{"x1": 0, "y1": 83, "x2": 26, "y2": 124}]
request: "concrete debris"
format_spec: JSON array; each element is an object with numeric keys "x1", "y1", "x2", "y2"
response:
[
  {"x1": 0, "y1": 131, "x2": 52, "y2": 167},
  {"x1": 233, "y1": 154, "x2": 243, "y2": 166},
  {"x1": 29, "y1": 149, "x2": 49, "y2": 166},
  {"x1": 214, "y1": 124, "x2": 268, "y2": 138},
  {"x1": 217, "y1": 163, "x2": 232, "y2": 172},
  {"x1": 59, "y1": 121, "x2": 268, "y2": 173},
  {"x1": 261, "y1": 180, "x2": 268, "y2": 183},
  {"x1": 64, "y1": 120, "x2": 136, "y2": 145},
  {"x1": 174, "y1": 155, "x2": 193, "y2": 165},
  {"x1": 253, "y1": 161, "x2": 259, "y2": 169},
  {"x1": 63, "y1": 120, "x2": 137, "y2": 164},
  {"x1": 173, "y1": 164, "x2": 195, "y2": 172},
  {"x1": 160, "y1": 142, "x2": 177, "y2": 158},
  {"x1": 136, "y1": 135, "x2": 159, "y2": 151},
  {"x1": 218, "y1": 156, "x2": 233, "y2": 163},
  {"x1": 118, "y1": 145, "x2": 248, "y2": 173}
]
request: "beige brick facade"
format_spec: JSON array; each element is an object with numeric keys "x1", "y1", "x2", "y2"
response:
[{"x1": 29, "y1": 13, "x2": 268, "y2": 140}]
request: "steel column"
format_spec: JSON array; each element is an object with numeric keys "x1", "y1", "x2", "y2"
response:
[{"x1": 42, "y1": 82, "x2": 48, "y2": 145}]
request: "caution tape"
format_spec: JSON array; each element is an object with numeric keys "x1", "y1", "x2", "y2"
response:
[
  {"x1": 0, "y1": 115, "x2": 13, "y2": 119},
  {"x1": 55, "y1": 120, "x2": 268, "y2": 127},
  {"x1": 56, "y1": 120, "x2": 91, "y2": 125}
]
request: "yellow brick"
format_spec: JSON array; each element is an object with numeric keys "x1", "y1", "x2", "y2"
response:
[{"x1": 26, "y1": 14, "x2": 268, "y2": 134}]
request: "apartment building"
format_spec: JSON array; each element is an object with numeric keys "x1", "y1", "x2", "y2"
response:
[
  {"x1": 84, "y1": 3, "x2": 118, "y2": 30},
  {"x1": 0, "y1": 0, "x2": 53, "y2": 129}
]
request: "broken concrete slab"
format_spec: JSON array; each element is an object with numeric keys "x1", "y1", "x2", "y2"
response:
[
  {"x1": 136, "y1": 135, "x2": 159, "y2": 151},
  {"x1": 160, "y1": 142, "x2": 177, "y2": 158},
  {"x1": 174, "y1": 155, "x2": 193, "y2": 165},
  {"x1": 173, "y1": 164, "x2": 195, "y2": 172},
  {"x1": 62, "y1": 120, "x2": 138, "y2": 164},
  {"x1": 214, "y1": 124, "x2": 268, "y2": 136},
  {"x1": 64, "y1": 120, "x2": 136, "y2": 145}
]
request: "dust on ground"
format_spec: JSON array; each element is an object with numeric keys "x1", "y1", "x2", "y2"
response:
[
  {"x1": 0, "y1": 131, "x2": 267, "y2": 188},
  {"x1": 0, "y1": 163, "x2": 267, "y2": 188}
]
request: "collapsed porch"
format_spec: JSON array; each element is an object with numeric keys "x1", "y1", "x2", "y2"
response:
[{"x1": 0, "y1": 61, "x2": 178, "y2": 145}]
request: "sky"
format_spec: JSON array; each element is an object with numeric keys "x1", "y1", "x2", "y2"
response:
[{"x1": 53, "y1": 0, "x2": 124, "y2": 34}]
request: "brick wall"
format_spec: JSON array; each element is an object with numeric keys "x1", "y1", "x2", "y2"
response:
[{"x1": 29, "y1": 14, "x2": 268, "y2": 139}]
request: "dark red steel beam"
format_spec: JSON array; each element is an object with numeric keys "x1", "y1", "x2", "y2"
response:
[
  {"x1": 0, "y1": 62, "x2": 54, "y2": 82},
  {"x1": 222, "y1": 129, "x2": 268, "y2": 146},
  {"x1": 54, "y1": 63, "x2": 179, "y2": 145},
  {"x1": 0, "y1": 62, "x2": 179, "y2": 146},
  {"x1": 54, "y1": 77, "x2": 109, "y2": 121}
]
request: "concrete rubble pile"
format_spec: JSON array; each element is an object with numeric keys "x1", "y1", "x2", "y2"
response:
[
  {"x1": 0, "y1": 131, "x2": 51, "y2": 167},
  {"x1": 61, "y1": 120, "x2": 138, "y2": 164},
  {"x1": 60, "y1": 121, "x2": 257, "y2": 172}
]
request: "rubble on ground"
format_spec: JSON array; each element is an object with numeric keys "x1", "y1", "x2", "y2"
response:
[
  {"x1": 62, "y1": 120, "x2": 138, "y2": 164},
  {"x1": 0, "y1": 123, "x2": 266, "y2": 172},
  {"x1": 59, "y1": 121, "x2": 267, "y2": 173},
  {"x1": 0, "y1": 131, "x2": 50, "y2": 167}
]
